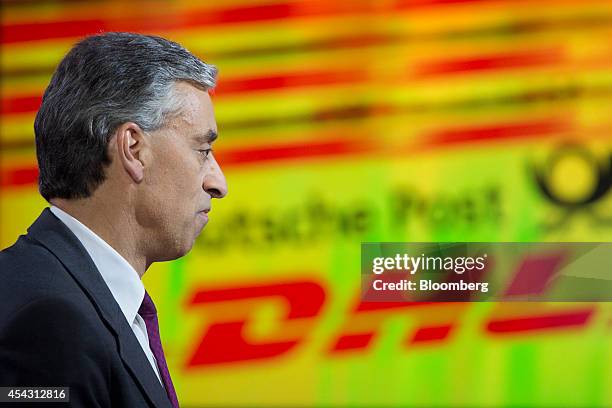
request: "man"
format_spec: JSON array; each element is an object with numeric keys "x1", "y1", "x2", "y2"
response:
[{"x1": 0, "y1": 32, "x2": 227, "y2": 407}]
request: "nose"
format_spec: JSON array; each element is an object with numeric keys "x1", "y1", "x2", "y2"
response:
[{"x1": 203, "y1": 152, "x2": 228, "y2": 199}]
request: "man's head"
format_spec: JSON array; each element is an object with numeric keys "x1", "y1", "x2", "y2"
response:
[{"x1": 35, "y1": 32, "x2": 227, "y2": 261}]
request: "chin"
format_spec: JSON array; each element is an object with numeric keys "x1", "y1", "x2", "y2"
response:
[
  {"x1": 176, "y1": 239, "x2": 197, "y2": 258},
  {"x1": 158, "y1": 226, "x2": 199, "y2": 260},
  {"x1": 156, "y1": 240, "x2": 195, "y2": 262}
]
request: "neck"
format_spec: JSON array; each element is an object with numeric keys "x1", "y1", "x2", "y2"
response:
[{"x1": 50, "y1": 196, "x2": 148, "y2": 277}]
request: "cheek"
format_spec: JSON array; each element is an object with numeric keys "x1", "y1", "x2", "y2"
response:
[
  {"x1": 137, "y1": 168, "x2": 180, "y2": 223},
  {"x1": 177, "y1": 159, "x2": 206, "y2": 197},
  {"x1": 142, "y1": 151, "x2": 203, "y2": 216}
]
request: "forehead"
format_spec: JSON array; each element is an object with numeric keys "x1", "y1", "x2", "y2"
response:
[{"x1": 169, "y1": 82, "x2": 217, "y2": 135}]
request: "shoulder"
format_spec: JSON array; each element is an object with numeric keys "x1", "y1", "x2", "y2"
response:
[
  {"x1": 0, "y1": 235, "x2": 85, "y2": 319},
  {"x1": 0, "y1": 237, "x2": 114, "y2": 364},
  {"x1": 7, "y1": 295, "x2": 100, "y2": 330},
  {"x1": 0, "y1": 234, "x2": 65, "y2": 278},
  {"x1": 0, "y1": 296, "x2": 114, "y2": 404},
  {"x1": 1, "y1": 296, "x2": 110, "y2": 356},
  {"x1": 0, "y1": 296, "x2": 110, "y2": 356},
  {"x1": 0, "y1": 234, "x2": 108, "y2": 343}
]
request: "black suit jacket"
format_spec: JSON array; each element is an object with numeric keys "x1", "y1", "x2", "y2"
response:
[{"x1": 0, "y1": 208, "x2": 174, "y2": 408}]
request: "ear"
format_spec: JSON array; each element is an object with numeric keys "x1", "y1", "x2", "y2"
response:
[{"x1": 114, "y1": 122, "x2": 145, "y2": 183}]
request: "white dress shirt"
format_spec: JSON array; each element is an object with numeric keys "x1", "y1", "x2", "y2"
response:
[{"x1": 50, "y1": 206, "x2": 163, "y2": 385}]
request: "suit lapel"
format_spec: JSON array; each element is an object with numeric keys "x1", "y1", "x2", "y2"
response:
[{"x1": 27, "y1": 208, "x2": 173, "y2": 408}]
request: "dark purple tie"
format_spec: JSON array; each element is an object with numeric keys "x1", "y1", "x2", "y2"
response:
[{"x1": 138, "y1": 291, "x2": 179, "y2": 408}]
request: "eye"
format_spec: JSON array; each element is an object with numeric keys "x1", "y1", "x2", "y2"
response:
[{"x1": 198, "y1": 148, "x2": 212, "y2": 159}]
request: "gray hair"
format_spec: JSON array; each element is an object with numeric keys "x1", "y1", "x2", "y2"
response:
[{"x1": 34, "y1": 32, "x2": 217, "y2": 201}]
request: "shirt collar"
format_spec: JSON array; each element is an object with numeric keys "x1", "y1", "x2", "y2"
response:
[{"x1": 49, "y1": 205, "x2": 144, "y2": 325}]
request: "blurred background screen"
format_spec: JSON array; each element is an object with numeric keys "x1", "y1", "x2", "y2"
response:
[{"x1": 1, "y1": 0, "x2": 611, "y2": 407}]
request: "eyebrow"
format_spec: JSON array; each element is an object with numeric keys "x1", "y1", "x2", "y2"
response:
[{"x1": 194, "y1": 129, "x2": 218, "y2": 144}]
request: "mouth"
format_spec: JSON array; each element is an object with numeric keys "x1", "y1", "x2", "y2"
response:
[
  {"x1": 197, "y1": 210, "x2": 209, "y2": 223},
  {"x1": 197, "y1": 204, "x2": 211, "y2": 224}
]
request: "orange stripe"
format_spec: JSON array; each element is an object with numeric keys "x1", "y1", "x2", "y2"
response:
[
  {"x1": 0, "y1": 0, "x2": 493, "y2": 45},
  {"x1": 0, "y1": 48, "x2": 567, "y2": 115},
  {"x1": 414, "y1": 49, "x2": 566, "y2": 78},
  {"x1": 0, "y1": 117, "x2": 569, "y2": 189}
]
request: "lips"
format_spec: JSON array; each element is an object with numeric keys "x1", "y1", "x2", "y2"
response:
[
  {"x1": 197, "y1": 205, "x2": 211, "y2": 226},
  {"x1": 197, "y1": 210, "x2": 209, "y2": 224}
]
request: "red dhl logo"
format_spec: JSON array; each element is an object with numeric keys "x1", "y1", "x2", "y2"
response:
[{"x1": 183, "y1": 252, "x2": 605, "y2": 367}]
